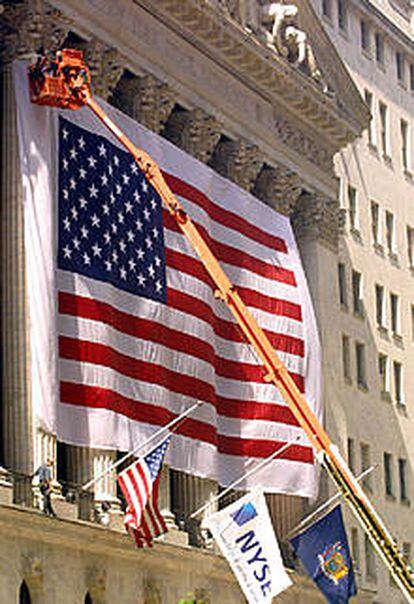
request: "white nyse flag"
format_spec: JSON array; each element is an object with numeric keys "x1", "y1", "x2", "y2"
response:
[{"x1": 203, "y1": 489, "x2": 292, "y2": 603}]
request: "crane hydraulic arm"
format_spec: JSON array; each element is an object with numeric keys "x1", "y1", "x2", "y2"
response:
[{"x1": 28, "y1": 49, "x2": 414, "y2": 602}]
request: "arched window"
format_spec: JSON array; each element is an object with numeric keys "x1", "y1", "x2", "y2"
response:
[
  {"x1": 19, "y1": 581, "x2": 32, "y2": 604},
  {"x1": 84, "y1": 593, "x2": 93, "y2": 604}
]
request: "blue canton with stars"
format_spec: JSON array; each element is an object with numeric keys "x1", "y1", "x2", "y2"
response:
[
  {"x1": 58, "y1": 117, "x2": 167, "y2": 302},
  {"x1": 144, "y1": 436, "x2": 171, "y2": 483}
]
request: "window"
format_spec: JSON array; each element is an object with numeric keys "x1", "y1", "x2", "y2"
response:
[
  {"x1": 322, "y1": 0, "x2": 332, "y2": 18},
  {"x1": 378, "y1": 354, "x2": 389, "y2": 395},
  {"x1": 410, "y1": 64, "x2": 414, "y2": 91},
  {"x1": 337, "y1": 0, "x2": 347, "y2": 29},
  {"x1": 385, "y1": 210, "x2": 395, "y2": 253},
  {"x1": 356, "y1": 342, "x2": 367, "y2": 388},
  {"x1": 365, "y1": 534, "x2": 377, "y2": 580},
  {"x1": 338, "y1": 263, "x2": 347, "y2": 307},
  {"x1": 371, "y1": 201, "x2": 380, "y2": 245},
  {"x1": 396, "y1": 51, "x2": 405, "y2": 83},
  {"x1": 393, "y1": 361, "x2": 403, "y2": 404},
  {"x1": 407, "y1": 226, "x2": 414, "y2": 267},
  {"x1": 361, "y1": 443, "x2": 372, "y2": 491},
  {"x1": 348, "y1": 185, "x2": 358, "y2": 230},
  {"x1": 361, "y1": 20, "x2": 370, "y2": 52},
  {"x1": 351, "y1": 528, "x2": 360, "y2": 570},
  {"x1": 398, "y1": 458, "x2": 409, "y2": 502},
  {"x1": 379, "y1": 102, "x2": 389, "y2": 157},
  {"x1": 401, "y1": 119, "x2": 409, "y2": 171},
  {"x1": 364, "y1": 90, "x2": 374, "y2": 146},
  {"x1": 342, "y1": 334, "x2": 351, "y2": 380},
  {"x1": 352, "y1": 270, "x2": 363, "y2": 315},
  {"x1": 348, "y1": 437, "x2": 356, "y2": 472},
  {"x1": 375, "y1": 32, "x2": 384, "y2": 64},
  {"x1": 384, "y1": 452, "x2": 394, "y2": 496},
  {"x1": 390, "y1": 293, "x2": 400, "y2": 335},
  {"x1": 19, "y1": 582, "x2": 32, "y2": 604},
  {"x1": 375, "y1": 284, "x2": 385, "y2": 327}
]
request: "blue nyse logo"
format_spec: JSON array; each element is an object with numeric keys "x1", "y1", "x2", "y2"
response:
[{"x1": 231, "y1": 502, "x2": 258, "y2": 527}]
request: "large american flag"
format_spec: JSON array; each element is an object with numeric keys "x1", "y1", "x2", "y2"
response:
[
  {"x1": 16, "y1": 58, "x2": 320, "y2": 497},
  {"x1": 118, "y1": 435, "x2": 171, "y2": 547}
]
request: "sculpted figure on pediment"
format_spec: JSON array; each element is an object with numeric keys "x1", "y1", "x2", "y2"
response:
[{"x1": 264, "y1": 2, "x2": 327, "y2": 90}]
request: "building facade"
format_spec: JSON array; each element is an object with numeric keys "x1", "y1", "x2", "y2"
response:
[
  {"x1": 310, "y1": 0, "x2": 414, "y2": 602},
  {"x1": 1, "y1": 0, "x2": 401, "y2": 602}
]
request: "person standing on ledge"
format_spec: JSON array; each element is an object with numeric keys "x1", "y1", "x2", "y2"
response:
[{"x1": 34, "y1": 458, "x2": 56, "y2": 517}]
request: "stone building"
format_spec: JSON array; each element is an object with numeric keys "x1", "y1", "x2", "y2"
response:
[
  {"x1": 309, "y1": 0, "x2": 414, "y2": 602},
  {"x1": 1, "y1": 0, "x2": 398, "y2": 602}
]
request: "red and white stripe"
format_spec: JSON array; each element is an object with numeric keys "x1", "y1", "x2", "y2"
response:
[{"x1": 118, "y1": 460, "x2": 167, "y2": 547}]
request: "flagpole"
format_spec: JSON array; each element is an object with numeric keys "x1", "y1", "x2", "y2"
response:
[
  {"x1": 287, "y1": 464, "x2": 377, "y2": 539},
  {"x1": 190, "y1": 437, "x2": 301, "y2": 520},
  {"x1": 82, "y1": 401, "x2": 203, "y2": 491}
]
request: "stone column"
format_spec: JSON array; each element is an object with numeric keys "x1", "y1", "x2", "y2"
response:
[
  {"x1": 1, "y1": 2, "x2": 70, "y2": 507},
  {"x1": 163, "y1": 107, "x2": 222, "y2": 163},
  {"x1": 112, "y1": 73, "x2": 175, "y2": 134},
  {"x1": 209, "y1": 137, "x2": 263, "y2": 191}
]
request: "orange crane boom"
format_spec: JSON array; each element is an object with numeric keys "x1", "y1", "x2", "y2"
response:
[{"x1": 28, "y1": 49, "x2": 414, "y2": 602}]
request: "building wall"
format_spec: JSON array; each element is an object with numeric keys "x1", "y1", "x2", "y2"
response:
[{"x1": 311, "y1": 0, "x2": 414, "y2": 601}]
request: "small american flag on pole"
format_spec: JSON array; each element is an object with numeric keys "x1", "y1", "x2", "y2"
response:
[{"x1": 118, "y1": 435, "x2": 171, "y2": 547}]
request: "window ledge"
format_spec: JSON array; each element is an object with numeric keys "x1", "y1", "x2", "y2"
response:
[
  {"x1": 383, "y1": 154, "x2": 393, "y2": 168},
  {"x1": 392, "y1": 332, "x2": 404, "y2": 347},
  {"x1": 340, "y1": 303, "x2": 349, "y2": 312},
  {"x1": 397, "y1": 79, "x2": 407, "y2": 90},
  {"x1": 373, "y1": 242, "x2": 384, "y2": 256},
  {"x1": 404, "y1": 169, "x2": 413, "y2": 182},
  {"x1": 353, "y1": 310, "x2": 365, "y2": 320},
  {"x1": 344, "y1": 376, "x2": 353, "y2": 385},
  {"x1": 377, "y1": 325, "x2": 389, "y2": 338},
  {"x1": 350, "y1": 227, "x2": 362, "y2": 243},
  {"x1": 386, "y1": 493, "x2": 396, "y2": 502},
  {"x1": 389, "y1": 252, "x2": 399, "y2": 266},
  {"x1": 368, "y1": 142, "x2": 379, "y2": 156},
  {"x1": 401, "y1": 497, "x2": 411, "y2": 507},
  {"x1": 362, "y1": 48, "x2": 372, "y2": 60},
  {"x1": 381, "y1": 391, "x2": 392, "y2": 402},
  {"x1": 395, "y1": 401, "x2": 407, "y2": 413},
  {"x1": 338, "y1": 27, "x2": 349, "y2": 39},
  {"x1": 357, "y1": 382, "x2": 369, "y2": 392}
]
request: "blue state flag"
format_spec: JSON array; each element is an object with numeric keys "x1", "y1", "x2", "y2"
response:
[{"x1": 289, "y1": 505, "x2": 357, "y2": 603}]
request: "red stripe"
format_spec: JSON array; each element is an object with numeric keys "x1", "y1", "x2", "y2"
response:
[
  {"x1": 58, "y1": 293, "x2": 304, "y2": 390},
  {"x1": 163, "y1": 211, "x2": 296, "y2": 286},
  {"x1": 59, "y1": 290, "x2": 304, "y2": 357},
  {"x1": 135, "y1": 464, "x2": 154, "y2": 543},
  {"x1": 218, "y1": 436, "x2": 314, "y2": 463},
  {"x1": 219, "y1": 396, "x2": 300, "y2": 426},
  {"x1": 163, "y1": 172, "x2": 288, "y2": 254},
  {"x1": 60, "y1": 382, "x2": 313, "y2": 463},
  {"x1": 60, "y1": 381, "x2": 218, "y2": 444},
  {"x1": 59, "y1": 336, "x2": 217, "y2": 405},
  {"x1": 166, "y1": 248, "x2": 302, "y2": 320}
]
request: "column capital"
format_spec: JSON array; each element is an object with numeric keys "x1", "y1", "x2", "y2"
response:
[
  {"x1": 291, "y1": 191, "x2": 345, "y2": 251},
  {"x1": 84, "y1": 39, "x2": 125, "y2": 101},
  {"x1": 165, "y1": 108, "x2": 222, "y2": 163},
  {"x1": 113, "y1": 74, "x2": 175, "y2": 134},
  {"x1": 0, "y1": 1, "x2": 71, "y2": 64},
  {"x1": 211, "y1": 138, "x2": 263, "y2": 191},
  {"x1": 253, "y1": 165, "x2": 302, "y2": 216}
]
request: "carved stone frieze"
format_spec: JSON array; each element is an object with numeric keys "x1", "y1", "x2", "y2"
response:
[
  {"x1": 210, "y1": 138, "x2": 263, "y2": 191},
  {"x1": 22, "y1": 553, "x2": 44, "y2": 593},
  {"x1": 252, "y1": 164, "x2": 302, "y2": 215},
  {"x1": 86, "y1": 565, "x2": 106, "y2": 604},
  {"x1": 273, "y1": 115, "x2": 333, "y2": 172},
  {"x1": 291, "y1": 191, "x2": 345, "y2": 250},
  {"x1": 163, "y1": 108, "x2": 222, "y2": 163},
  {"x1": 113, "y1": 74, "x2": 175, "y2": 133},
  {"x1": 83, "y1": 39, "x2": 125, "y2": 101},
  {"x1": 0, "y1": 0, "x2": 70, "y2": 63}
]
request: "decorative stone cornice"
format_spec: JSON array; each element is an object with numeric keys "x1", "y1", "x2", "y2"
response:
[
  {"x1": 86, "y1": 565, "x2": 106, "y2": 604},
  {"x1": 22, "y1": 553, "x2": 44, "y2": 593},
  {"x1": 252, "y1": 164, "x2": 302, "y2": 216},
  {"x1": 112, "y1": 74, "x2": 175, "y2": 134},
  {"x1": 83, "y1": 39, "x2": 125, "y2": 101},
  {"x1": 164, "y1": 108, "x2": 222, "y2": 163},
  {"x1": 210, "y1": 138, "x2": 263, "y2": 191},
  {"x1": 137, "y1": 0, "x2": 369, "y2": 152},
  {"x1": 291, "y1": 191, "x2": 345, "y2": 251},
  {"x1": 0, "y1": 1, "x2": 70, "y2": 63}
]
